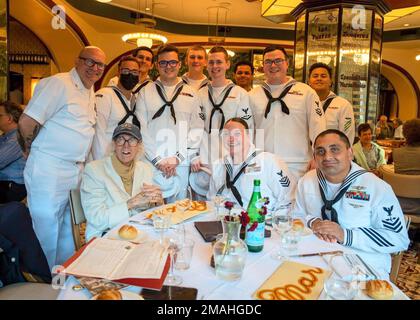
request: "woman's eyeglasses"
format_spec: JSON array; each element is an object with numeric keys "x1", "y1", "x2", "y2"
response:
[{"x1": 115, "y1": 136, "x2": 140, "y2": 147}]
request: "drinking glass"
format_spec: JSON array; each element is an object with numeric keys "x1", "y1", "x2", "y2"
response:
[
  {"x1": 164, "y1": 227, "x2": 183, "y2": 285},
  {"x1": 324, "y1": 275, "x2": 358, "y2": 300},
  {"x1": 270, "y1": 210, "x2": 292, "y2": 261},
  {"x1": 152, "y1": 210, "x2": 172, "y2": 244},
  {"x1": 212, "y1": 194, "x2": 226, "y2": 220}
]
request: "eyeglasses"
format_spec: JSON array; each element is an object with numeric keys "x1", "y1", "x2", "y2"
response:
[
  {"x1": 136, "y1": 54, "x2": 153, "y2": 62},
  {"x1": 264, "y1": 58, "x2": 287, "y2": 66},
  {"x1": 78, "y1": 57, "x2": 106, "y2": 70},
  {"x1": 157, "y1": 60, "x2": 179, "y2": 68},
  {"x1": 120, "y1": 68, "x2": 140, "y2": 76},
  {"x1": 115, "y1": 136, "x2": 140, "y2": 147}
]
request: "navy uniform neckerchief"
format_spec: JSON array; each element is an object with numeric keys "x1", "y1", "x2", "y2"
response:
[
  {"x1": 152, "y1": 81, "x2": 184, "y2": 124},
  {"x1": 317, "y1": 167, "x2": 367, "y2": 223},
  {"x1": 208, "y1": 83, "x2": 235, "y2": 132},
  {"x1": 112, "y1": 88, "x2": 141, "y2": 128},
  {"x1": 322, "y1": 96, "x2": 336, "y2": 113},
  {"x1": 217, "y1": 150, "x2": 258, "y2": 207},
  {"x1": 132, "y1": 79, "x2": 151, "y2": 95},
  {"x1": 262, "y1": 81, "x2": 296, "y2": 118}
]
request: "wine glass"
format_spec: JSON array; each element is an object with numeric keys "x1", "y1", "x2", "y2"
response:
[
  {"x1": 152, "y1": 209, "x2": 172, "y2": 245},
  {"x1": 270, "y1": 209, "x2": 292, "y2": 261},
  {"x1": 164, "y1": 227, "x2": 184, "y2": 285},
  {"x1": 176, "y1": 186, "x2": 192, "y2": 214},
  {"x1": 212, "y1": 194, "x2": 226, "y2": 220}
]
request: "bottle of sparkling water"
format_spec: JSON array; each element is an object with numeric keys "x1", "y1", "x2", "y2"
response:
[{"x1": 245, "y1": 179, "x2": 264, "y2": 252}]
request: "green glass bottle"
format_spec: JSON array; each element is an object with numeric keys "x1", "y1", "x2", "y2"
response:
[{"x1": 245, "y1": 179, "x2": 265, "y2": 252}]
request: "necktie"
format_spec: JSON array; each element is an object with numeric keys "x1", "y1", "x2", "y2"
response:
[
  {"x1": 152, "y1": 84, "x2": 183, "y2": 124},
  {"x1": 208, "y1": 86, "x2": 234, "y2": 132},
  {"x1": 322, "y1": 97, "x2": 335, "y2": 113},
  {"x1": 263, "y1": 85, "x2": 293, "y2": 118}
]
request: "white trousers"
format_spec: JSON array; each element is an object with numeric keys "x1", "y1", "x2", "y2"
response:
[{"x1": 24, "y1": 151, "x2": 82, "y2": 271}]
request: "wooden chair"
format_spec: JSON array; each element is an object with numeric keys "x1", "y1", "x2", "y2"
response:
[
  {"x1": 389, "y1": 215, "x2": 411, "y2": 284},
  {"x1": 69, "y1": 189, "x2": 86, "y2": 251}
]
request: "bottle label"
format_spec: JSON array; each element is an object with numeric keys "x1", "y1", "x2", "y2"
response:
[
  {"x1": 253, "y1": 186, "x2": 261, "y2": 192},
  {"x1": 245, "y1": 222, "x2": 265, "y2": 247}
]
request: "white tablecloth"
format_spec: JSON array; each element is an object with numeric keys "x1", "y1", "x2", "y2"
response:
[{"x1": 57, "y1": 205, "x2": 409, "y2": 300}]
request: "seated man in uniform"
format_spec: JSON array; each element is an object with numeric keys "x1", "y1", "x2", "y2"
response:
[
  {"x1": 293, "y1": 129, "x2": 409, "y2": 278},
  {"x1": 206, "y1": 117, "x2": 296, "y2": 211}
]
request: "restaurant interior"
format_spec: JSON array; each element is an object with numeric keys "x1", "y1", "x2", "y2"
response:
[{"x1": 0, "y1": 0, "x2": 419, "y2": 301}]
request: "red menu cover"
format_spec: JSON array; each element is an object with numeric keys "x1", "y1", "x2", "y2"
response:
[{"x1": 61, "y1": 238, "x2": 170, "y2": 290}]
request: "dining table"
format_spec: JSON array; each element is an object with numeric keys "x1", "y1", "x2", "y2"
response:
[{"x1": 57, "y1": 202, "x2": 410, "y2": 300}]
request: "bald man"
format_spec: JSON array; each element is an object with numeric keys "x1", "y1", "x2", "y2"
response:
[{"x1": 18, "y1": 46, "x2": 106, "y2": 269}]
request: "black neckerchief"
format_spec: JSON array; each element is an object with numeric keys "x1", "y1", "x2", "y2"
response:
[
  {"x1": 152, "y1": 83, "x2": 184, "y2": 124},
  {"x1": 262, "y1": 84, "x2": 294, "y2": 118},
  {"x1": 208, "y1": 85, "x2": 234, "y2": 132},
  {"x1": 132, "y1": 79, "x2": 151, "y2": 95},
  {"x1": 112, "y1": 88, "x2": 140, "y2": 128},
  {"x1": 217, "y1": 150, "x2": 258, "y2": 207},
  {"x1": 322, "y1": 96, "x2": 335, "y2": 113},
  {"x1": 317, "y1": 168, "x2": 367, "y2": 223}
]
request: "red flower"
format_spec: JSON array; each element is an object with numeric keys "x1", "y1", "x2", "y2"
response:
[
  {"x1": 223, "y1": 215, "x2": 235, "y2": 222},
  {"x1": 239, "y1": 211, "x2": 250, "y2": 227},
  {"x1": 260, "y1": 206, "x2": 268, "y2": 216},
  {"x1": 224, "y1": 201, "x2": 234, "y2": 210},
  {"x1": 247, "y1": 221, "x2": 258, "y2": 232}
]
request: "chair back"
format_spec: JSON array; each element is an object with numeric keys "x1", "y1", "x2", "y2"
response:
[
  {"x1": 379, "y1": 165, "x2": 420, "y2": 198},
  {"x1": 69, "y1": 189, "x2": 86, "y2": 251},
  {"x1": 389, "y1": 215, "x2": 411, "y2": 284}
]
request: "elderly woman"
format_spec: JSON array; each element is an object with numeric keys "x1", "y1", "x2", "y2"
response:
[{"x1": 81, "y1": 123, "x2": 163, "y2": 241}]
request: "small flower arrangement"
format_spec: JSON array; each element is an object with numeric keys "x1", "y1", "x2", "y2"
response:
[{"x1": 222, "y1": 198, "x2": 270, "y2": 231}]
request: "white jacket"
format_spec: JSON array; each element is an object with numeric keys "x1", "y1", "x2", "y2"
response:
[
  {"x1": 322, "y1": 91, "x2": 355, "y2": 144},
  {"x1": 81, "y1": 156, "x2": 154, "y2": 241},
  {"x1": 92, "y1": 86, "x2": 136, "y2": 160},
  {"x1": 135, "y1": 78, "x2": 205, "y2": 166},
  {"x1": 249, "y1": 78, "x2": 326, "y2": 164},
  {"x1": 293, "y1": 162, "x2": 410, "y2": 277},
  {"x1": 208, "y1": 147, "x2": 296, "y2": 211}
]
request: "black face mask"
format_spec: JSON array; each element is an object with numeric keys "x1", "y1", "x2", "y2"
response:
[{"x1": 120, "y1": 74, "x2": 139, "y2": 90}]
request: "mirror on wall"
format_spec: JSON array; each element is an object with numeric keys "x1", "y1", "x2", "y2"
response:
[{"x1": 0, "y1": 0, "x2": 8, "y2": 102}]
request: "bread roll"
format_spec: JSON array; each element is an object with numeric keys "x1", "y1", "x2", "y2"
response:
[
  {"x1": 95, "y1": 289, "x2": 122, "y2": 300},
  {"x1": 292, "y1": 219, "x2": 305, "y2": 232},
  {"x1": 118, "y1": 224, "x2": 138, "y2": 240},
  {"x1": 366, "y1": 280, "x2": 394, "y2": 300}
]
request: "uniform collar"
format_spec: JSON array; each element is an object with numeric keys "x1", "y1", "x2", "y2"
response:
[
  {"x1": 70, "y1": 67, "x2": 90, "y2": 92},
  {"x1": 325, "y1": 91, "x2": 337, "y2": 100},
  {"x1": 1, "y1": 128, "x2": 17, "y2": 140},
  {"x1": 207, "y1": 80, "x2": 235, "y2": 96},
  {"x1": 224, "y1": 144, "x2": 258, "y2": 167},
  {"x1": 262, "y1": 76, "x2": 296, "y2": 94}
]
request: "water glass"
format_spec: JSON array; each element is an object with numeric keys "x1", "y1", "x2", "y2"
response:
[
  {"x1": 175, "y1": 238, "x2": 195, "y2": 270},
  {"x1": 212, "y1": 195, "x2": 226, "y2": 220},
  {"x1": 270, "y1": 211, "x2": 292, "y2": 261},
  {"x1": 324, "y1": 277, "x2": 358, "y2": 300}
]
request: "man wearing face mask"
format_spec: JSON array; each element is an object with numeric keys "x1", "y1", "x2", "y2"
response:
[{"x1": 92, "y1": 56, "x2": 142, "y2": 160}]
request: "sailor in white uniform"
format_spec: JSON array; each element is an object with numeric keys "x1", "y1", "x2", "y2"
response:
[
  {"x1": 181, "y1": 45, "x2": 209, "y2": 92},
  {"x1": 308, "y1": 62, "x2": 355, "y2": 144},
  {"x1": 293, "y1": 129, "x2": 409, "y2": 278},
  {"x1": 18, "y1": 47, "x2": 106, "y2": 269},
  {"x1": 190, "y1": 47, "x2": 254, "y2": 198},
  {"x1": 207, "y1": 118, "x2": 296, "y2": 211},
  {"x1": 92, "y1": 56, "x2": 143, "y2": 160},
  {"x1": 136, "y1": 44, "x2": 204, "y2": 201},
  {"x1": 249, "y1": 45, "x2": 326, "y2": 180},
  {"x1": 107, "y1": 46, "x2": 154, "y2": 93}
]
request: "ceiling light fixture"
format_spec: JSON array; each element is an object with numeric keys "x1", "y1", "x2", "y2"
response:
[
  {"x1": 121, "y1": 0, "x2": 167, "y2": 48},
  {"x1": 416, "y1": 54, "x2": 420, "y2": 61}
]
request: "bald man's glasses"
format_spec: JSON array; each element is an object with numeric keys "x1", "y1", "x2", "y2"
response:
[{"x1": 79, "y1": 57, "x2": 106, "y2": 70}]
